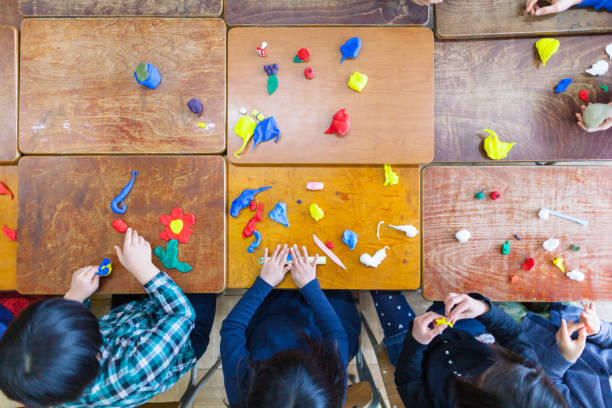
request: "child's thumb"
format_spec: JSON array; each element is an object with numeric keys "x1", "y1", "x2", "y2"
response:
[{"x1": 578, "y1": 327, "x2": 587, "y2": 345}]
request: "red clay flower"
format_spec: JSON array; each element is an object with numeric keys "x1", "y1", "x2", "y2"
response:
[
  {"x1": 297, "y1": 48, "x2": 310, "y2": 62},
  {"x1": 159, "y1": 207, "x2": 195, "y2": 244}
]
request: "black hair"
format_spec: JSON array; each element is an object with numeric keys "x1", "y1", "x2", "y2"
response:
[
  {"x1": 232, "y1": 336, "x2": 345, "y2": 408},
  {"x1": 0, "y1": 298, "x2": 102, "y2": 407},
  {"x1": 454, "y1": 345, "x2": 568, "y2": 408}
]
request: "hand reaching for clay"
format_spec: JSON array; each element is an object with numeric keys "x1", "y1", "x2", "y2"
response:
[
  {"x1": 259, "y1": 244, "x2": 291, "y2": 287},
  {"x1": 289, "y1": 245, "x2": 319, "y2": 288},
  {"x1": 64, "y1": 266, "x2": 100, "y2": 303},
  {"x1": 556, "y1": 319, "x2": 587, "y2": 363},
  {"x1": 114, "y1": 228, "x2": 159, "y2": 286},
  {"x1": 525, "y1": 0, "x2": 581, "y2": 15},
  {"x1": 444, "y1": 293, "x2": 490, "y2": 325},
  {"x1": 412, "y1": 311, "x2": 448, "y2": 345},
  {"x1": 576, "y1": 103, "x2": 612, "y2": 132},
  {"x1": 580, "y1": 302, "x2": 601, "y2": 336}
]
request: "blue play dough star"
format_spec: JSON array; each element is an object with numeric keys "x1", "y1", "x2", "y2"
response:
[
  {"x1": 554, "y1": 78, "x2": 572, "y2": 94},
  {"x1": 268, "y1": 202, "x2": 289, "y2": 227},
  {"x1": 340, "y1": 37, "x2": 362, "y2": 63},
  {"x1": 252, "y1": 117, "x2": 280, "y2": 151},
  {"x1": 230, "y1": 186, "x2": 272, "y2": 218},
  {"x1": 342, "y1": 230, "x2": 358, "y2": 250}
]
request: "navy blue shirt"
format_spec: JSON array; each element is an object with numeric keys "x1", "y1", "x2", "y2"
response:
[
  {"x1": 220, "y1": 277, "x2": 350, "y2": 406},
  {"x1": 578, "y1": 0, "x2": 612, "y2": 10}
]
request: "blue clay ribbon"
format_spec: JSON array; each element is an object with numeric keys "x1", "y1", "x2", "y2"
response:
[{"x1": 111, "y1": 170, "x2": 138, "y2": 214}]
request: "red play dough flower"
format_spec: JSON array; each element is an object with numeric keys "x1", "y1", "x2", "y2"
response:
[
  {"x1": 159, "y1": 207, "x2": 196, "y2": 244},
  {"x1": 297, "y1": 48, "x2": 310, "y2": 62}
]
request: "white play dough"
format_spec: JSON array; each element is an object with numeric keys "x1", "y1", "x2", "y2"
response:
[
  {"x1": 455, "y1": 229, "x2": 471, "y2": 243},
  {"x1": 538, "y1": 208, "x2": 550, "y2": 220},
  {"x1": 542, "y1": 238, "x2": 560, "y2": 252},
  {"x1": 586, "y1": 60, "x2": 609, "y2": 76},
  {"x1": 360, "y1": 246, "x2": 389, "y2": 268},
  {"x1": 388, "y1": 224, "x2": 419, "y2": 238},
  {"x1": 606, "y1": 43, "x2": 612, "y2": 60},
  {"x1": 566, "y1": 269, "x2": 585, "y2": 282}
]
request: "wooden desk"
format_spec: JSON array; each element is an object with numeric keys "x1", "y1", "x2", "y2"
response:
[
  {"x1": 20, "y1": 18, "x2": 226, "y2": 155},
  {"x1": 17, "y1": 156, "x2": 226, "y2": 294},
  {"x1": 19, "y1": 0, "x2": 222, "y2": 16},
  {"x1": 434, "y1": 35, "x2": 612, "y2": 162},
  {"x1": 227, "y1": 164, "x2": 420, "y2": 290},
  {"x1": 0, "y1": 26, "x2": 18, "y2": 163},
  {"x1": 228, "y1": 27, "x2": 434, "y2": 165},
  {"x1": 225, "y1": 0, "x2": 429, "y2": 26},
  {"x1": 0, "y1": 0, "x2": 23, "y2": 28},
  {"x1": 436, "y1": 0, "x2": 612, "y2": 39},
  {"x1": 0, "y1": 166, "x2": 17, "y2": 291},
  {"x1": 422, "y1": 165, "x2": 612, "y2": 301}
]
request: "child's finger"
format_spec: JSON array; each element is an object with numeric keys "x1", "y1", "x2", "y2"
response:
[
  {"x1": 312, "y1": 254, "x2": 319, "y2": 267},
  {"x1": 301, "y1": 246, "x2": 310, "y2": 262},
  {"x1": 577, "y1": 327, "x2": 587, "y2": 345},
  {"x1": 263, "y1": 247, "x2": 269, "y2": 261},
  {"x1": 283, "y1": 265, "x2": 292, "y2": 273},
  {"x1": 124, "y1": 228, "x2": 132, "y2": 249},
  {"x1": 270, "y1": 244, "x2": 281, "y2": 260},
  {"x1": 279, "y1": 245, "x2": 289, "y2": 265},
  {"x1": 566, "y1": 321, "x2": 585, "y2": 336},
  {"x1": 560, "y1": 319, "x2": 569, "y2": 340},
  {"x1": 114, "y1": 245, "x2": 124, "y2": 262}
]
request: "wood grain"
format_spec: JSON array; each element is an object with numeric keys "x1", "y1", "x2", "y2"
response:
[
  {"x1": 19, "y1": 0, "x2": 222, "y2": 16},
  {"x1": 225, "y1": 0, "x2": 428, "y2": 26},
  {"x1": 19, "y1": 18, "x2": 226, "y2": 154},
  {"x1": 422, "y1": 165, "x2": 612, "y2": 301},
  {"x1": 434, "y1": 35, "x2": 612, "y2": 162},
  {"x1": 228, "y1": 27, "x2": 434, "y2": 165},
  {"x1": 0, "y1": 26, "x2": 18, "y2": 163},
  {"x1": 228, "y1": 164, "x2": 420, "y2": 290},
  {"x1": 17, "y1": 156, "x2": 226, "y2": 294},
  {"x1": 0, "y1": 0, "x2": 23, "y2": 29},
  {"x1": 435, "y1": 0, "x2": 612, "y2": 38},
  {"x1": 0, "y1": 166, "x2": 17, "y2": 290}
]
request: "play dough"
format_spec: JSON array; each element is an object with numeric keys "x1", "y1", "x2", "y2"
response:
[
  {"x1": 583, "y1": 103, "x2": 612, "y2": 131},
  {"x1": 388, "y1": 224, "x2": 418, "y2": 238},
  {"x1": 384, "y1": 164, "x2": 399, "y2": 186},
  {"x1": 542, "y1": 238, "x2": 560, "y2": 252},
  {"x1": 585, "y1": 60, "x2": 609, "y2": 76},
  {"x1": 455, "y1": 229, "x2": 471, "y2": 243},
  {"x1": 310, "y1": 203, "x2": 324, "y2": 221},
  {"x1": 360, "y1": 246, "x2": 389, "y2": 268},
  {"x1": 482, "y1": 129, "x2": 515, "y2": 160},
  {"x1": 348, "y1": 72, "x2": 368, "y2": 92},
  {"x1": 535, "y1": 38, "x2": 560, "y2": 67},
  {"x1": 566, "y1": 269, "x2": 585, "y2": 282}
]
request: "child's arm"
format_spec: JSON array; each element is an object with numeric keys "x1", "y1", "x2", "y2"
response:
[
  {"x1": 220, "y1": 245, "x2": 291, "y2": 406},
  {"x1": 395, "y1": 311, "x2": 447, "y2": 407},
  {"x1": 289, "y1": 245, "x2": 349, "y2": 364},
  {"x1": 576, "y1": 0, "x2": 612, "y2": 10},
  {"x1": 64, "y1": 266, "x2": 100, "y2": 302}
]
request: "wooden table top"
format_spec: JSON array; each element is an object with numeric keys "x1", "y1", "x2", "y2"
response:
[
  {"x1": 19, "y1": 0, "x2": 222, "y2": 16},
  {"x1": 227, "y1": 164, "x2": 420, "y2": 290},
  {"x1": 19, "y1": 18, "x2": 226, "y2": 155},
  {"x1": 422, "y1": 165, "x2": 612, "y2": 301},
  {"x1": 17, "y1": 156, "x2": 226, "y2": 294},
  {"x1": 225, "y1": 0, "x2": 429, "y2": 26},
  {"x1": 434, "y1": 35, "x2": 612, "y2": 162},
  {"x1": 0, "y1": 26, "x2": 18, "y2": 163},
  {"x1": 228, "y1": 27, "x2": 434, "y2": 165},
  {"x1": 0, "y1": 0, "x2": 23, "y2": 28},
  {"x1": 0, "y1": 165, "x2": 17, "y2": 291},
  {"x1": 435, "y1": 0, "x2": 612, "y2": 39}
]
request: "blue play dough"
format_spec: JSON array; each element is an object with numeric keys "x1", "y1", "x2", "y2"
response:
[
  {"x1": 97, "y1": 258, "x2": 112, "y2": 276},
  {"x1": 252, "y1": 117, "x2": 280, "y2": 151},
  {"x1": 340, "y1": 37, "x2": 361, "y2": 64},
  {"x1": 342, "y1": 230, "x2": 358, "y2": 250},
  {"x1": 134, "y1": 63, "x2": 162, "y2": 89},
  {"x1": 268, "y1": 202, "x2": 289, "y2": 227},
  {"x1": 230, "y1": 186, "x2": 272, "y2": 217},
  {"x1": 247, "y1": 231, "x2": 262, "y2": 253},
  {"x1": 111, "y1": 170, "x2": 138, "y2": 214},
  {"x1": 554, "y1": 78, "x2": 572, "y2": 94}
]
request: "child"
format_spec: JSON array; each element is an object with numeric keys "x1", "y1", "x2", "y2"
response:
[
  {"x1": 221, "y1": 244, "x2": 360, "y2": 408},
  {"x1": 519, "y1": 302, "x2": 612, "y2": 408},
  {"x1": 577, "y1": 103, "x2": 612, "y2": 133},
  {"x1": 0, "y1": 229, "x2": 216, "y2": 408},
  {"x1": 526, "y1": 0, "x2": 612, "y2": 15},
  {"x1": 370, "y1": 291, "x2": 568, "y2": 407}
]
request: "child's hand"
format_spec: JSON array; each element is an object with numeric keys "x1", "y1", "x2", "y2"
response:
[
  {"x1": 580, "y1": 302, "x2": 601, "y2": 336},
  {"x1": 412, "y1": 311, "x2": 448, "y2": 345},
  {"x1": 114, "y1": 228, "x2": 159, "y2": 286},
  {"x1": 556, "y1": 319, "x2": 587, "y2": 363},
  {"x1": 259, "y1": 244, "x2": 291, "y2": 287},
  {"x1": 64, "y1": 266, "x2": 100, "y2": 302},
  {"x1": 289, "y1": 245, "x2": 318, "y2": 288},
  {"x1": 525, "y1": 0, "x2": 581, "y2": 15},
  {"x1": 576, "y1": 103, "x2": 612, "y2": 132},
  {"x1": 444, "y1": 292, "x2": 490, "y2": 324}
]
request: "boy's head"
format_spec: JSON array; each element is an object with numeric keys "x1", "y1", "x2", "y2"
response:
[{"x1": 0, "y1": 298, "x2": 102, "y2": 407}]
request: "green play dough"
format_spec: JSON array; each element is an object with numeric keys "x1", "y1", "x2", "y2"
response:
[
  {"x1": 583, "y1": 103, "x2": 612, "y2": 131},
  {"x1": 154, "y1": 239, "x2": 193, "y2": 273},
  {"x1": 135, "y1": 63, "x2": 149, "y2": 82}
]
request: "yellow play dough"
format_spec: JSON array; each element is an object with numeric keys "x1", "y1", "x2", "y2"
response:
[
  {"x1": 482, "y1": 129, "x2": 515, "y2": 160},
  {"x1": 535, "y1": 38, "x2": 560, "y2": 67},
  {"x1": 233, "y1": 116, "x2": 257, "y2": 158},
  {"x1": 170, "y1": 219, "x2": 184, "y2": 234},
  {"x1": 348, "y1": 72, "x2": 368, "y2": 92},
  {"x1": 383, "y1": 164, "x2": 399, "y2": 186},
  {"x1": 309, "y1": 203, "x2": 324, "y2": 221}
]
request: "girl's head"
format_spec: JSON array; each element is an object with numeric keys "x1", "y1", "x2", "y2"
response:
[
  {"x1": 454, "y1": 346, "x2": 568, "y2": 408},
  {"x1": 239, "y1": 336, "x2": 345, "y2": 408},
  {"x1": 0, "y1": 298, "x2": 102, "y2": 408}
]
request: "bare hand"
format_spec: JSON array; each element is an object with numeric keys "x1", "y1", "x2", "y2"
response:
[
  {"x1": 289, "y1": 245, "x2": 319, "y2": 288},
  {"x1": 64, "y1": 266, "x2": 100, "y2": 302},
  {"x1": 556, "y1": 319, "x2": 587, "y2": 363},
  {"x1": 412, "y1": 311, "x2": 448, "y2": 345},
  {"x1": 259, "y1": 244, "x2": 291, "y2": 287},
  {"x1": 444, "y1": 293, "x2": 490, "y2": 324},
  {"x1": 576, "y1": 103, "x2": 612, "y2": 132},
  {"x1": 411, "y1": 0, "x2": 444, "y2": 5},
  {"x1": 525, "y1": 0, "x2": 581, "y2": 15},
  {"x1": 580, "y1": 302, "x2": 601, "y2": 336},
  {"x1": 114, "y1": 228, "x2": 159, "y2": 286}
]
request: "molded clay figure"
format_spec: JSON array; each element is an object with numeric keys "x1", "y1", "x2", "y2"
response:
[
  {"x1": 360, "y1": 246, "x2": 389, "y2": 268},
  {"x1": 325, "y1": 109, "x2": 351, "y2": 136},
  {"x1": 230, "y1": 187, "x2": 272, "y2": 217},
  {"x1": 134, "y1": 63, "x2": 162, "y2": 89}
]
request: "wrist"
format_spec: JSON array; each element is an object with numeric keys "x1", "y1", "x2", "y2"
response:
[
  {"x1": 135, "y1": 263, "x2": 159, "y2": 286},
  {"x1": 64, "y1": 290, "x2": 85, "y2": 303}
]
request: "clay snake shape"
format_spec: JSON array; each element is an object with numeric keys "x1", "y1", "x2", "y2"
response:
[{"x1": 111, "y1": 170, "x2": 138, "y2": 214}]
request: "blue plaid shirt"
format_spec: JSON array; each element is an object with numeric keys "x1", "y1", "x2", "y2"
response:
[{"x1": 62, "y1": 272, "x2": 196, "y2": 407}]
